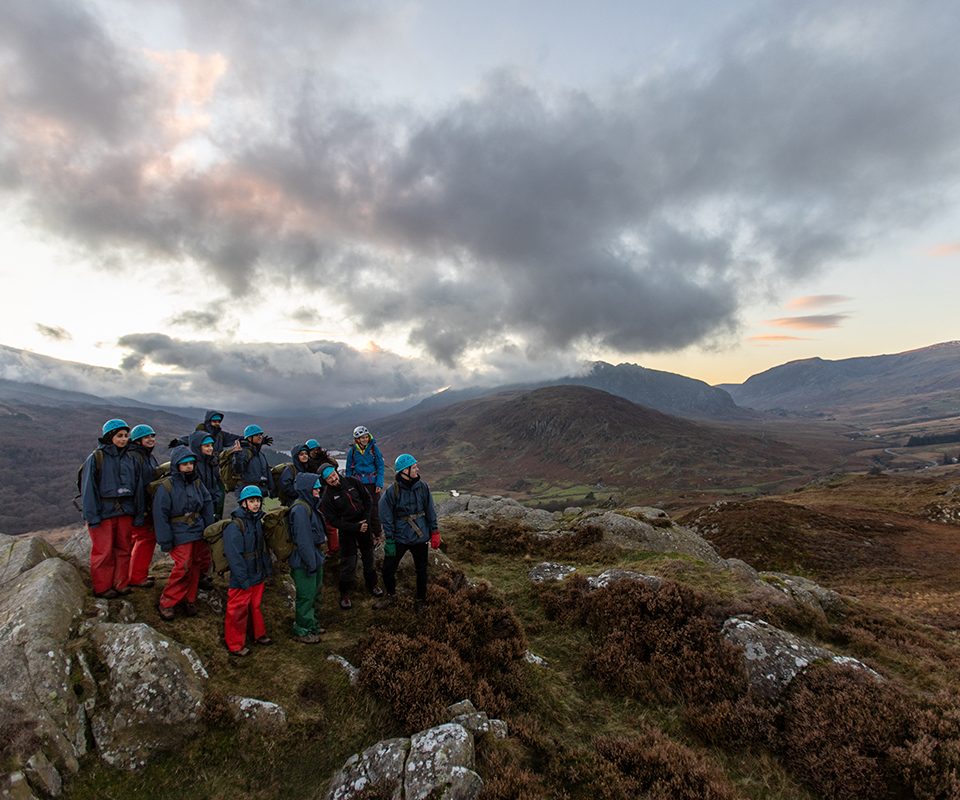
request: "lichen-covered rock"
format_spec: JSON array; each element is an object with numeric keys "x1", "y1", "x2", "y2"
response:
[
  {"x1": 0, "y1": 534, "x2": 59, "y2": 587},
  {"x1": 442, "y1": 495, "x2": 557, "y2": 532},
  {"x1": 445, "y1": 699, "x2": 477, "y2": 718},
  {"x1": 626, "y1": 506, "x2": 671, "y2": 521},
  {"x1": 24, "y1": 751, "x2": 62, "y2": 797},
  {"x1": 326, "y1": 738, "x2": 410, "y2": 800},
  {"x1": 0, "y1": 557, "x2": 87, "y2": 775},
  {"x1": 528, "y1": 562, "x2": 576, "y2": 583},
  {"x1": 586, "y1": 569, "x2": 663, "y2": 591},
  {"x1": 327, "y1": 654, "x2": 360, "y2": 685},
  {"x1": 574, "y1": 511, "x2": 723, "y2": 564},
  {"x1": 87, "y1": 622, "x2": 207, "y2": 770},
  {"x1": 405, "y1": 723, "x2": 479, "y2": 800},
  {"x1": 562, "y1": 506, "x2": 583, "y2": 516},
  {"x1": 759, "y1": 572, "x2": 844, "y2": 616},
  {"x1": 0, "y1": 771, "x2": 39, "y2": 800},
  {"x1": 722, "y1": 616, "x2": 880, "y2": 700},
  {"x1": 524, "y1": 650, "x2": 548, "y2": 667},
  {"x1": 450, "y1": 712, "x2": 508, "y2": 740},
  {"x1": 56, "y1": 528, "x2": 91, "y2": 574},
  {"x1": 227, "y1": 696, "x2": 287, "y2": 732}
]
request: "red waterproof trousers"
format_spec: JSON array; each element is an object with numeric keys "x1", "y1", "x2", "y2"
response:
[
  {"x1": 158, "y1": 541, "x2": 203, "y2": 610},
  {"x1": 224, "y1": 583, "x2": 266, "y2": 653},
  {"x1": 88, "y1": 515, "x2": 133, "y2": 595},
  {"x1": 128, "y1": 523, "x2": 156, "y2": 585}
]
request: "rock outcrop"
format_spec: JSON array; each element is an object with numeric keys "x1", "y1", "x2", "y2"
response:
[
  {"x1": 0, "y1": 534, "x2": 61, "y2": 587},
  {"x1": 574, "y1": 509, "x2": 724, "y2": 564}
]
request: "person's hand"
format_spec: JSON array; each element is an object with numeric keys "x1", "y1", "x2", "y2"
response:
[
  {"x1": 430, "y1": 531, "x2": 441, "y2": 550},
  {"x1": 231, "y1": 440, "x2": 241, "y2": 452},
  {"x1": 263, "y1": 435, "x2": 274, "y2": 446},
  {"x1": 168, "y1": 438, "x2": 180, "y2": 449},
  {"x1": 375, "y1": 486, "x2": 382, "y2": 495}
]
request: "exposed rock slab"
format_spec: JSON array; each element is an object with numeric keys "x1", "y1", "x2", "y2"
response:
[
  {"x1": 87, "y1": 622, "x2": 207, "y2": 770},
  {"x1": 758, "y1": 572, "x2": 844, "y2": 617},
  {"x1": 56, "y1": 528, "x2": 91, "y2": 574},
  {"x1": 440, "y1": 494, "x2": 558, "y2": 531},
  {"x1": 226, "y1": 696, "x2": 287, "y2": 732},
  {"x1": 586, "y1": 569, "x2": 663, "y2": 591},
  {"x1": 528, "y1": 562, "x2": 576, "y2": 583},
  {"x1": 405, "y1": 723, "x2": 478, "y2": 800},
  {"x1": 575, "y1": 511, "x2": 723, "y2": 564},
  {"x1": 326, "y1": 738, "x2": 410, "y2": 800},
  {"x1": 327, "y1": 654, "x2": 360, "y2": 685},
  {"x1": 0, "y1": 534, "x2": 59, "y2": 587}
]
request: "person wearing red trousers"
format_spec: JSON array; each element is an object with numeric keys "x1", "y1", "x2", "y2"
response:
[
  {"x1": 128, "y1": 423, "x2": 160, "y2": 588},
  {"x1": 153, "y1": 446, "x2": 214, "y2": 621},
  {"x1": 223, "y1": 485, "x2": 274, "y2": 656},
  {"x1": 80, "y1": 418, "x2": 144, "y2": 598}
]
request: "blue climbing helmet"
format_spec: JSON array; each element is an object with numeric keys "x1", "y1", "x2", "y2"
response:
[
  {"x1": 394, "y1": 453, "x2": 417, "y2": 473},
  {"x1": 313, "y1": 478, "x2": 322, "y2": 489},
  {"x1": 101, "y1": 418, "x2": 129, "y2": 436},
  {"x1": 305, "y1": 438, "x2": 320, "y2": 449},
  {"x1": 239, "y1": 485, "x2": 263, "y2": 501},
  {"x1": 243, "y1": 424, "x2": 264, "y2": 438},
  {"x1": 129, "y1": 424, "x2": 155, "y2": 441},
  {"x1": 320, "y1": 464, "x2": 337, "y2": 481},
  {"x1": 201, "y1": 435, "x2": 215, "y2": 445}
]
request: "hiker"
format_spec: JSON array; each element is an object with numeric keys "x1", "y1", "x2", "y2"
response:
[
  {"x1": 305, "y1": 438, "x2": 338, "y2": 474},
  {"x1": 154, "y1": 446, "x2": 215, "y2": 620},
  {"x1": 345, "y1": 425, "x2": 385, "y2": 539},
  {"x1": 288, "y1": 472, "x2": 327, "y2": 643},
  {"x1": 233, "y1": 424, "x2": 275, "y2": 499},
  {"x1": 320, "y1": 464, "x2": 382, "y2": 610},
  {"x1": 80, "y1": 418, "x2": 144, "y2": 598},
  {"x1": 278, "y1": 443, "x2": 312, "y2": 505},
  {"x1": 189, "y1": 431, "x2": 225, "y2": 518},
  {"x1": 223, "y1": 485, "x2": 273, "y2": 656},
  {"x1": 128, "y1": 423, "x2": 160, "y2": 588},
  {"x1": 376, "y1": 454, "x2": 440, "y2": 613},
  {"x1": 170, "y1": 410, "x2": 243, "y2": 454}
]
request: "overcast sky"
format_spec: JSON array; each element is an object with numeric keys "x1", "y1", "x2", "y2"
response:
[{"x1": 1, "y1": 0, "x2": 958, "y2": 411}]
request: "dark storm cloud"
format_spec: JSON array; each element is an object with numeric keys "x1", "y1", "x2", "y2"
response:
[
  {"x1": 35, "y1": 323, "x2": 72, "y2": 341},
  {"x1": 4, "y1": 0, "x2": 960, "y2": 366}
]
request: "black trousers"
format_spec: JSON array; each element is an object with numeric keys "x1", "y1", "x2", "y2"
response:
[
  {"x1": 362, "y1": 483, "x2": 382, "y2": 538},
  {"x1": 338, "y1": 528, "x2": 377, "y2": 594},
  {"x1": 382, "y1": 541, "x2": 428, "y2": 600}
]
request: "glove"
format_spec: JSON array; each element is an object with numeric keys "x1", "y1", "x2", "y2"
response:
[
  {"x1": 430, "y1": 531, "x2": 441, "y2": 550},
  {"x1": 384, "y1": 539, "x2": 396, "y2": 557},
  {"x1": 263, "y1": 435, "x2": 274, "y2": 446},
  {"x1": 168, "y1": 438, "x2": 181, "y2": 449},
  {"x1": 159, "y1": 543, "x2": 173, "y2": 553}
]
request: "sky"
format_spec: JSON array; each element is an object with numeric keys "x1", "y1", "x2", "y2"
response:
[{"x1": 0, "y1": 0, "x2": 958, "y2": 412}]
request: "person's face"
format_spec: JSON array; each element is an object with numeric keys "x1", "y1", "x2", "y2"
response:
[
  {"x1": 309, "y1": 447, "x2": 321, "y2": 458},
  {"x1": 111, "y1": 430, "x2": 130, "y2": 447},
  {"x1": 297, "y1": 450, "x2": 310, "y2": 463},
  {"x1": 324, "y1": 471, "x2": 340, "y2": 488},
  {"x1": 178, "y1": 461, "x2": 195, "y2": 474},
  {"x1": 209, "y1": 418, "x2": 222, "y2": 430},
  {"x1": 250, "y1": 433, "x2": 264, "y2": 445},
  {"x1": 357, "y1": 434, "x2": 371, "y2": 447},
  {"x1": 312, "y1": 486, "x2": 321, "y2": 498},
  {"x1": 141, "y1": 434, "x2": 157, "y2": 448},
  {"x1": 403, "y1": 463, "x2": 420, "y2": 480},
  {"x1": 243, "y1": 497, "x2": 262, "y2": 512},
  {"x1": 201, "y1": 443, "x2": 214, "y2": 456}
]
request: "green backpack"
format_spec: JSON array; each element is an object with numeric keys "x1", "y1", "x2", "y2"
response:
[
  {"x1": 263, "y1": 505, "x2": 296, "y2": 563},
  {"x1": 202, "y1": 519, "x2": 236, "y2": 576},
  {"x1": 271, "y1": 462, "x2": 293, "y2": 492},
  {"x1": 219, "y1": 446, "x2": 245, "y2": 492}
]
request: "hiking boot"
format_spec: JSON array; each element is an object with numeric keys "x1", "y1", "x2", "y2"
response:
[
  {"x1": 229, "y1": 646, "x2": 251, "y2": 657},
  {"x1": 182, "y1": 602, "x2": 198, "y2": 617},
  {"x1": 292, "y1": 633, "x2": 322, "y2": 644},
  {"x1": 255, "y1": 635, "x2": 274, "y2": 646},
  {"x1": 370, "y1": 586, "x2": 384, "y2": 598},
  {"x1": 373, "y1": 593, "x2": 397, "y2": 610},
  {"x1": 198, "y1": 575, "x2": 215, "y2": 591},
  {"x1": 95, "y1": 589, "x2": 120, "y2": 600},
  {"x1": 339, "y1": 594, "x2": 352, "y2": 610},
  {"x1": 131, "y1": 577, "x2": 155, "y2": 588},
  {"x1": 157, "y1": 603, "x2": 176, "y2": 621},
  {"x1": 115, "y1": 587, "x2": 132, "y2": 596}
]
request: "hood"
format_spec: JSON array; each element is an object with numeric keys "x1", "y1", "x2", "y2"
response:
[
  {"x1": 188, "y1": 430, "x2": 215, "y2": 459},
  {"x1": 232, "y1": 505, "x2": 264, "y2": 523},
  {"x1": 204, "y1": 409, "x2": 225, "y2": 426},
  {"x1": 170, "y1": 445, "x2": 195, "y2": 470},
  {"x1": 295, "y1": 471, "x2": 320, "y2": 503}
]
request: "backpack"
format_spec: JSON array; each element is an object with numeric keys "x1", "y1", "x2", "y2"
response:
[
  {"x1": 271, "y1": 462, "x2": 293, "y2": 494},
  {"x1": 219, "y1": 446, "x2": 246, "y2": 491},
  {"x1": 262, "y1": 505, "x2": 295, "y2": 563},
  {"x1": 74, "y1": 449, "x2": 105, "y2": 512},
  {"x1": 147, "y1": 476, "x2": 172, "y2": 500},
  {"x1": 202, "y1": 519, "x2": 237, "y2": 576}
]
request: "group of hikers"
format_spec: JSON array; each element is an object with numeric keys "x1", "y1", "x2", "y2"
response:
[{"x1": 78, "y1": 411, "x2": 440, "y2": 656}]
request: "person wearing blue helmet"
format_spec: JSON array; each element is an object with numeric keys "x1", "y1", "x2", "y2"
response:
[
  {"x1": 223, "y1": 485, "x2": 273, "y2": 656},
  {"x1": 375, "y1": 454, "x2": 440, "y2": 613},
  {"x1": 305, "y1": 438, "x2": 338, "y2": 474},
  {"x1": 288, "y1": 473, "x2": 328, "y2": 643},
  {"x1": 232, "y1": 424, "x2": 275, "y2": 499},
  {"x1": 278, "y1": 443, "x2": 312, "y2": 505},
  {"x1": 80, "y1": 418, "x2": 144, "y2": 598},
  {"x1": 128, "y1": 424, "x2": 161, "y2": 588},
  {"x1": 154, "y1": 446, "x2": 215, "y2": 620}
]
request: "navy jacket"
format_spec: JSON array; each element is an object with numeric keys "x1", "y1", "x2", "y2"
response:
[
  {"x1": 288, "y1": 472, "x2": 327, "y2": 575},
  {"x1": 223, "y1": 506, "x2": 272, "y2": 589},
  {"x1": 346, "y1": 438, "x2": 384, "y2": 488},
  {"x1": 279, "y1": 447, "x2": 311, "y2": 504},
  {"x1": 189, "y1": 431, "x2": 225, "y2": 514},
  {"x1": 233, "y1": 440, "x2": 275, "y2": 497},
  {"x1": 129, "y1": 442, "x2": 160, "y2": 525},
  {"x1": 153, "y1": 447, "x2": 214, "y2": 550},
  {"x1": 321, "y1": 474, "x2": 372, "y2": 533},
  {"x1": 81, "y1": 441, "x2": 143, "y2": 526},
  {"x1": 379, "y1": 478, "x2": 437, "y2": 545}
]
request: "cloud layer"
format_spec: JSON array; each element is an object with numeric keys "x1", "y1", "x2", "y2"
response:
[{"x1": 3, "y1": 0, "x2": 960, "y2": 376}]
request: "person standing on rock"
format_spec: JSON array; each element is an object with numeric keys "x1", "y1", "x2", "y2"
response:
[
  {"x1": 128, "y1": 424, "x2": 160, "y2": 588},
  {"x1": 278, "y1": 443, "x2": 312, "y2": 505},
  {"x1": 233, "y1": 424, "x2": 275, "y2": 499},
  {"x1": 320, "y1": 464, "x2": 382, "y2": 609},
  {"x1": 223, "y1": 485, "x2": 274, "y2": 656},
  {"x1": 288, "y1": 472, "x2": 327, "y2": 643},
  {"x1": 154, "y1": 446, "x2": 215, "y2": 620},
  {"x1": 81, "y1": 418, "x2": 144, "y2": 599},
  {"x1": 375, "y1": 454, "x2": 440, "y2": 613},
  {"x1": 189, "y1": 430, "x2": 224, "y2": 589},
  {"x1": 345, "y1": 425, "x2": 384, "y2": 540}
]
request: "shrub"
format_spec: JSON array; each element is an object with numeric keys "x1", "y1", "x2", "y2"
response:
[{"x1": 890, "y1": 690, "x2": 960, "y2": 799}]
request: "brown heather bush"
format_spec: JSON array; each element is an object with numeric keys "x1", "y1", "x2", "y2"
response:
[
  {"x1": 889, "y1": 691, "x2": 960, "y2": 799},
  {"x1": 456, "y1": 519, "x2": 620, "y2": 561},
  {"x1": 358, "y1": 632, "x2": 471, "y2": 731}
]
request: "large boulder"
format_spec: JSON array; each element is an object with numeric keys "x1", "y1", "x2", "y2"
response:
[
  {"x1": 722, "y1": 616, "x2": 880, "y2": 700},
  {"x1": 574, "y1": 511, "x2": 723, "y2": 565},
  {"x1": 86, "y1": 622, "x2": 208, "y2": 770},
  {"x1": 404, "y1": 723, "x2": 480, "y2": 800},
  {"x1": 326, "y1": 738, "x2": 410, "y2": 800},
  {"x1": 0, "y1": 534, "x2": 59, "y2": 587},
  {"x1": 758, "y1": 572, "x2": 844, "y2": 617},
  {"x1": 440, "y1": 494, "x2": 558, "y2": 532},
  {"x1": 0, "y1": 557, "x2": 88, "y2": 778}
]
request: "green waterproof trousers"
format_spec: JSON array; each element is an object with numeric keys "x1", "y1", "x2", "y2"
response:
[{"x1": 291, "y1": 566, "x2": 323, "y2": 636}]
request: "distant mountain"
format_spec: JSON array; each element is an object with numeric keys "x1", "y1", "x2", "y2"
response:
[
  {"x1": 405, "y1": 361, "x2": 750, "y2": 421},
  {"x1": 721, "y1": 341, "x2": 960, "y2": 416},
  {"x1": 373, "y1": 385, "x2": 812, "y2": 495}
]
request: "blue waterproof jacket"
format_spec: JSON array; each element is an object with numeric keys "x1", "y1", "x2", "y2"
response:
[
  {"x1": 346, "y1": 438, "x2": 384, "y2": 488},
  {"x1": 188, "y1": 431, "x2": 225, "y2": 514},
  {"x1": 81, "y1": 441, "x2": 143, "y2": 526},
  {"x1": 129, "y1": 442, "x2": 160, "y2": 525},
  {"x1": 223, "y1": 505, "x2": 272, "y2": 589},
  {"x1": 233, "y1": 439, "x2": 275, "y2": 497},
  {"x1": 153, "y1": 447, "x2": 214, "y2": 550},
  {"x1": 279, "y1": 445, "x2": 311, "y2": 504},
  {"x1": 288, "y1": 472, "x2": 327, "y2": 575},
  {"x1": 379, "y1": 477, "x2": 437, "y2": 545}
]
